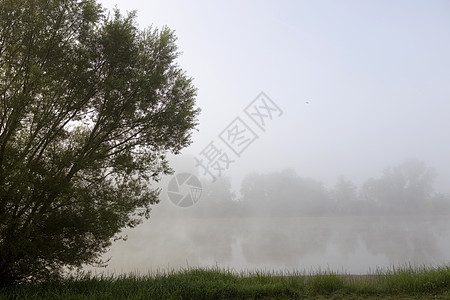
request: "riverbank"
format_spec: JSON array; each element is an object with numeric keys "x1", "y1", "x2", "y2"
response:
[{"x1": 1, "y1": 265, "x2": 449, "y2": 299}]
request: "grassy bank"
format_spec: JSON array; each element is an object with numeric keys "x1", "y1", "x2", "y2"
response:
[{"x1": 1, "y1": 265, "x2": 450, "y2": 299}]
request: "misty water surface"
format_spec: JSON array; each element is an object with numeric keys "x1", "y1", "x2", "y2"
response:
[
  {"x1": 92, "y1": 214, "x2": 450, "y2": 275},
  {"x1": 89, "y1": 162, "x2": 450, "y2": 275}
]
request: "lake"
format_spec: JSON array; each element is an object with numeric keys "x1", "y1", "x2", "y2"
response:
[{"x1": 87, "y1": 214, "x2": 450, "y2": 275}]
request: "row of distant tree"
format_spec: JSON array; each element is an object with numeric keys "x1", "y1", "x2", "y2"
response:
[{"x1": 174, "y1": 160, "x2": 450, "y2": 217}]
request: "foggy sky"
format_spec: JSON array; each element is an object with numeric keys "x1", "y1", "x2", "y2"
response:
[{"x1": 99, "y1": 0, "x2": 450, "y2": 193}]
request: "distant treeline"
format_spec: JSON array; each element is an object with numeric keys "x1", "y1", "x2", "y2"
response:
[{"x1": 170, "y1": 159, "x2": 450, "y2": 217}]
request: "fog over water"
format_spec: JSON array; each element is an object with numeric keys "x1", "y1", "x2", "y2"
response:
[
  {"x1": 93, "y1": 0, "x2": 450, "y2": 274},
  {"x1": 235, "y1": 216, "x2": 449, "y2": 271},
  {"x1": 100, "y1": 215, "x2": 450, "y2": 275},
  {"x1": 87, "y1": 155, "x2": 450, "y2": 275}
]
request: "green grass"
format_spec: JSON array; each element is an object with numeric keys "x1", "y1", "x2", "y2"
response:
[{"x1": 1, "y1": 265, "x2": 450, "y2": 299}]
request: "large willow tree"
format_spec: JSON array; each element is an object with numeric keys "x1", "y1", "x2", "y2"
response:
[{"x1": 0, "y1": 0, "x2": 199, "y2": 284}]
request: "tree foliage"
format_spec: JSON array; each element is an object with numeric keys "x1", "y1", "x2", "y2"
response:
[
  {"x1": 360, "y1": 160, "x2": 436, "y2": 210},
  {"x1": 0, "y1": 0, "x2": 199, "y2": 284},
  {"x1": 237, "y1": 160, "x2": 445, "y2": 216}
]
